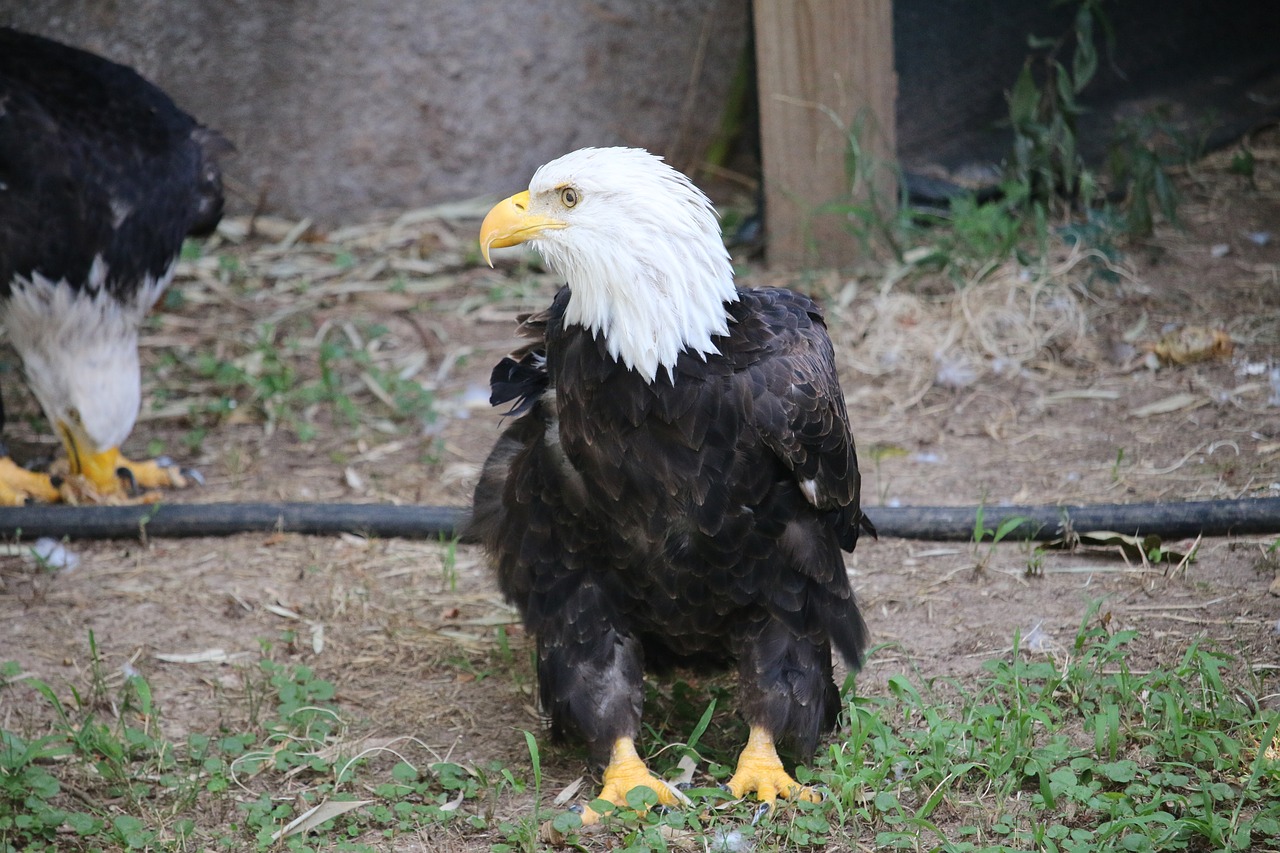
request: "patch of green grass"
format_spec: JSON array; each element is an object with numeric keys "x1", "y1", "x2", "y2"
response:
[
  {"x1": 815, "y1": 611, "x2": 1280, "y2": 852},
  {"x1": 971, "y1": 503, "x2": 1033, "y2": 573},
  {"x1": 1110, "y1": 446, "x2": 1128, "y2": 483},
  {"x1": 152, "y1": 319, "x2": 437, "y2": 450},
  {"x1": 439, "y1": 535, "x2": 460, "y2": 591},
  {"x1": 0, "y1": 638, "x2": 508, "y2": 852},
  {"x1": 540, "y1": 607, "x2": 1278, "y2": 852},
  {"x1": 6, "y1": 612, "x2": 1277, "y2": 851},
  {"x1": 490, "y1": 732, "x2": 546, "y2": 853}
]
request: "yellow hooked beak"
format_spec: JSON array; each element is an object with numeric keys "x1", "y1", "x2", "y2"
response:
[{"x1": 479, "y1": 190, "x2": 567, "y2": 266}]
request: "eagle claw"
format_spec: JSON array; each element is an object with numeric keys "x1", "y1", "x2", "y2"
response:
[
  {"x1": 115, "y1": 465, "x2": 140, "y2": 495},
  {"x1": 113, "y1": 454, "x2": 200, "y2": 494}
]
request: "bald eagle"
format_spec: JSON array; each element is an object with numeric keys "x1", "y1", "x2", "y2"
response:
[
  {"x1": 0, "y1": 28, "x2": 226, "y2": 504},
  {"x1": 471, "y1": 147, "x2": 873, "y2": 823}
]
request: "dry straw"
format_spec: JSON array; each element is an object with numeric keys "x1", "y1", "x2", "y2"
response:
[{"x1": 831, "y1": 241, "x2": 1130, "y2": 409}]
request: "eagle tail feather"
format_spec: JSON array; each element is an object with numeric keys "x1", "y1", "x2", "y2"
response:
[{"x1": 832, "y1": 505, "x2": 877, "y2": 551}]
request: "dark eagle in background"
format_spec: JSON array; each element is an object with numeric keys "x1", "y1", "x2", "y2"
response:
[
  {"x1": 0, "y1": 27, "x2": 226, "y2": 504},
  {"x1": 471, "y1": 147, "x2": 873, "y2": 823}
]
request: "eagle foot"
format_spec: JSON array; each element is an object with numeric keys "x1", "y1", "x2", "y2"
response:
[
  {"x1": 48, "y1": 445, "x2": 199, "y2": 504},
  {"x1": 0, "y1": 457, "x2": 61, "y2": 505},
  {"x1": 114, "y1": 455, "x2": 195, "y2": 492},
  {"x1": 577, "y1": 737, "x2": 690, "y2": 827},
  {"x1": 724, "y1": 726, "x2": 822, "y2": 810}
]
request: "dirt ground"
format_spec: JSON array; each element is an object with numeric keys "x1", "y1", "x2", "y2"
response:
[{"x1": 2, "y1": 135, "x2": 1279, "y2": 850}]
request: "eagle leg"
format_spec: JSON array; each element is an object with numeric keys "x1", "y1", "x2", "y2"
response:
[
  {"x1": 0, "y1": 456, "x2": 61, "y2": 505},
  {"x1": 578, "y1": 736, "x2": 690, "y2": 825},
  {"x1": 725, "y1": 726, "x2": 821, "y2": 807},
  {"x1": 727, "y1": 617, "x2": 839, "y2": 810}
]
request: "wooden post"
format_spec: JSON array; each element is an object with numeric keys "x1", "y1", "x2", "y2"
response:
[{"x1": 753, "y1": 0, "x2": 897, "y2": 269}]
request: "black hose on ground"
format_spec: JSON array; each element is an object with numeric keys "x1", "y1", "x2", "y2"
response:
[
  {"x1": 0, "y1": 503, "x2": 467, "y2": 542},
  {"x1": 0, "y1": 498, "x2": 1277, "y2": 543},
  {"x1": 866, "y1": 498, "x2": 1280, "y2": 542}
]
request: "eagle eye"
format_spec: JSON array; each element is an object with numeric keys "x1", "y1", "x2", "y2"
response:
[{"x1": 559, "y1": 187, "x2": 579, "y2": 209}]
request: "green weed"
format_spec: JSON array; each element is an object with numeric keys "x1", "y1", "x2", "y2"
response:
[
  {"x1": 826, "y1": 0, "x2": 1187, "y2": 282},
  {"x1": 1110, "y1": 446, "x2": 1127, "y2": 483},
  {"x1": 0, "y1": 639, "x2": 500, "y2": 852},
  {"x1": 815, "y1": 611, "x2": 1280, "y2": 851},
  {"x1": 7, "y1": 610, "x2": 1277, "y2": 851},
  {"x1": 150, "y1": 318, "x2": 437, "y2": 452},
  {"x1": 972, "y1": 503, "x2": 1033, "y2": 572}
]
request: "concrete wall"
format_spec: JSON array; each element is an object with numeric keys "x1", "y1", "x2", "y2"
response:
[
  {"x1": 4, "y1": 0, "x2": 748, "y2": 221},
  {"x1": 9, "y1": 1, "x2": 1277, "y2": 221}
]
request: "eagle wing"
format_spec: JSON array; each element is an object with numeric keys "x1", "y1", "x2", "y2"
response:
[{"x1": 726, "y1": 287, "x2": 874, "y2": 549}]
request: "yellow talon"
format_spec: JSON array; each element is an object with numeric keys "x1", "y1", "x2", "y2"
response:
[
  {"x1": 0, "y1": 457, "x2": 61, "y2": 505},
  {"x1": 578, "y1": 737, "x2": 689, "y2": 825},
  {"x1": 57, "y1": 422, "x2": 190, "y2": 501},
  {"x1": 62, "y1": 445, "x2": 185, "y2": 502},
  {"x1": 112, "y1": 455, "x2": 189, "y2": 491},
  {"x1": 725, "y1": 726, "x2": 821, "y2": 806},
  {"x1": 66, "y1": 443, "x2": 124, "y2": 492}
]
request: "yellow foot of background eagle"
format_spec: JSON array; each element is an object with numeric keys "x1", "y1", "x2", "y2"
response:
[
  {"x1": 53, "y1": 446, "x2": 197, "y2": 505},
  {"x1": 0, "y1": 457, "x2": 61, "y2": 505},
  {"x1": 0, "y1": 449, "x2": 196, "y2": 505},
  {"x1": 112, "y1": 453, "x2": 195, "y2": 493},
  {"x1": 725, "y1": 726, "x2": 822, "y2": 813}
]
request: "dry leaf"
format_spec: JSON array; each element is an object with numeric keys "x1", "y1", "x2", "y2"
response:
[
  {"x1": 1044, "y1": 388, "x2": 1121, "y2": 403},
  {"x1": 553, "y1": 777, "x2": 586, "y2": 806},
  {"x1": 440, "y1": 789, "x2": 466, "y2": 812},
  {"x1": 271, "y1": 799, "x2": 372, "y2": 842},
  {"x1": 154, "y1": 648, "x2": 244, "y2": 664},
  {"x1": 344, "y1": 466, "x2": 366, "y2": 491},
  {"x1": 1131, "y1": 393, "x2": 1204, "y2": 418},
  {"x1": 670, "y1": 754, "x2": 699, "y2": 786},
  {"x1": 1047, "y1": 530, "x2": 1194, "y2": 565},
  {"x1": 265, "y1": 603, "x2": 302, "y2": 620},
  {"x1": 1141, "y1": 326, "x2": 1233, "y2": 365}
]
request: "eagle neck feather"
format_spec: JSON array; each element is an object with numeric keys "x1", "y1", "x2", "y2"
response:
[
  {"x1": 551, "y1": 235, "x2": 737, "y2": 383},
  {"x1": 3, "y1": 255, "x2": 170, "y2": 451}
]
